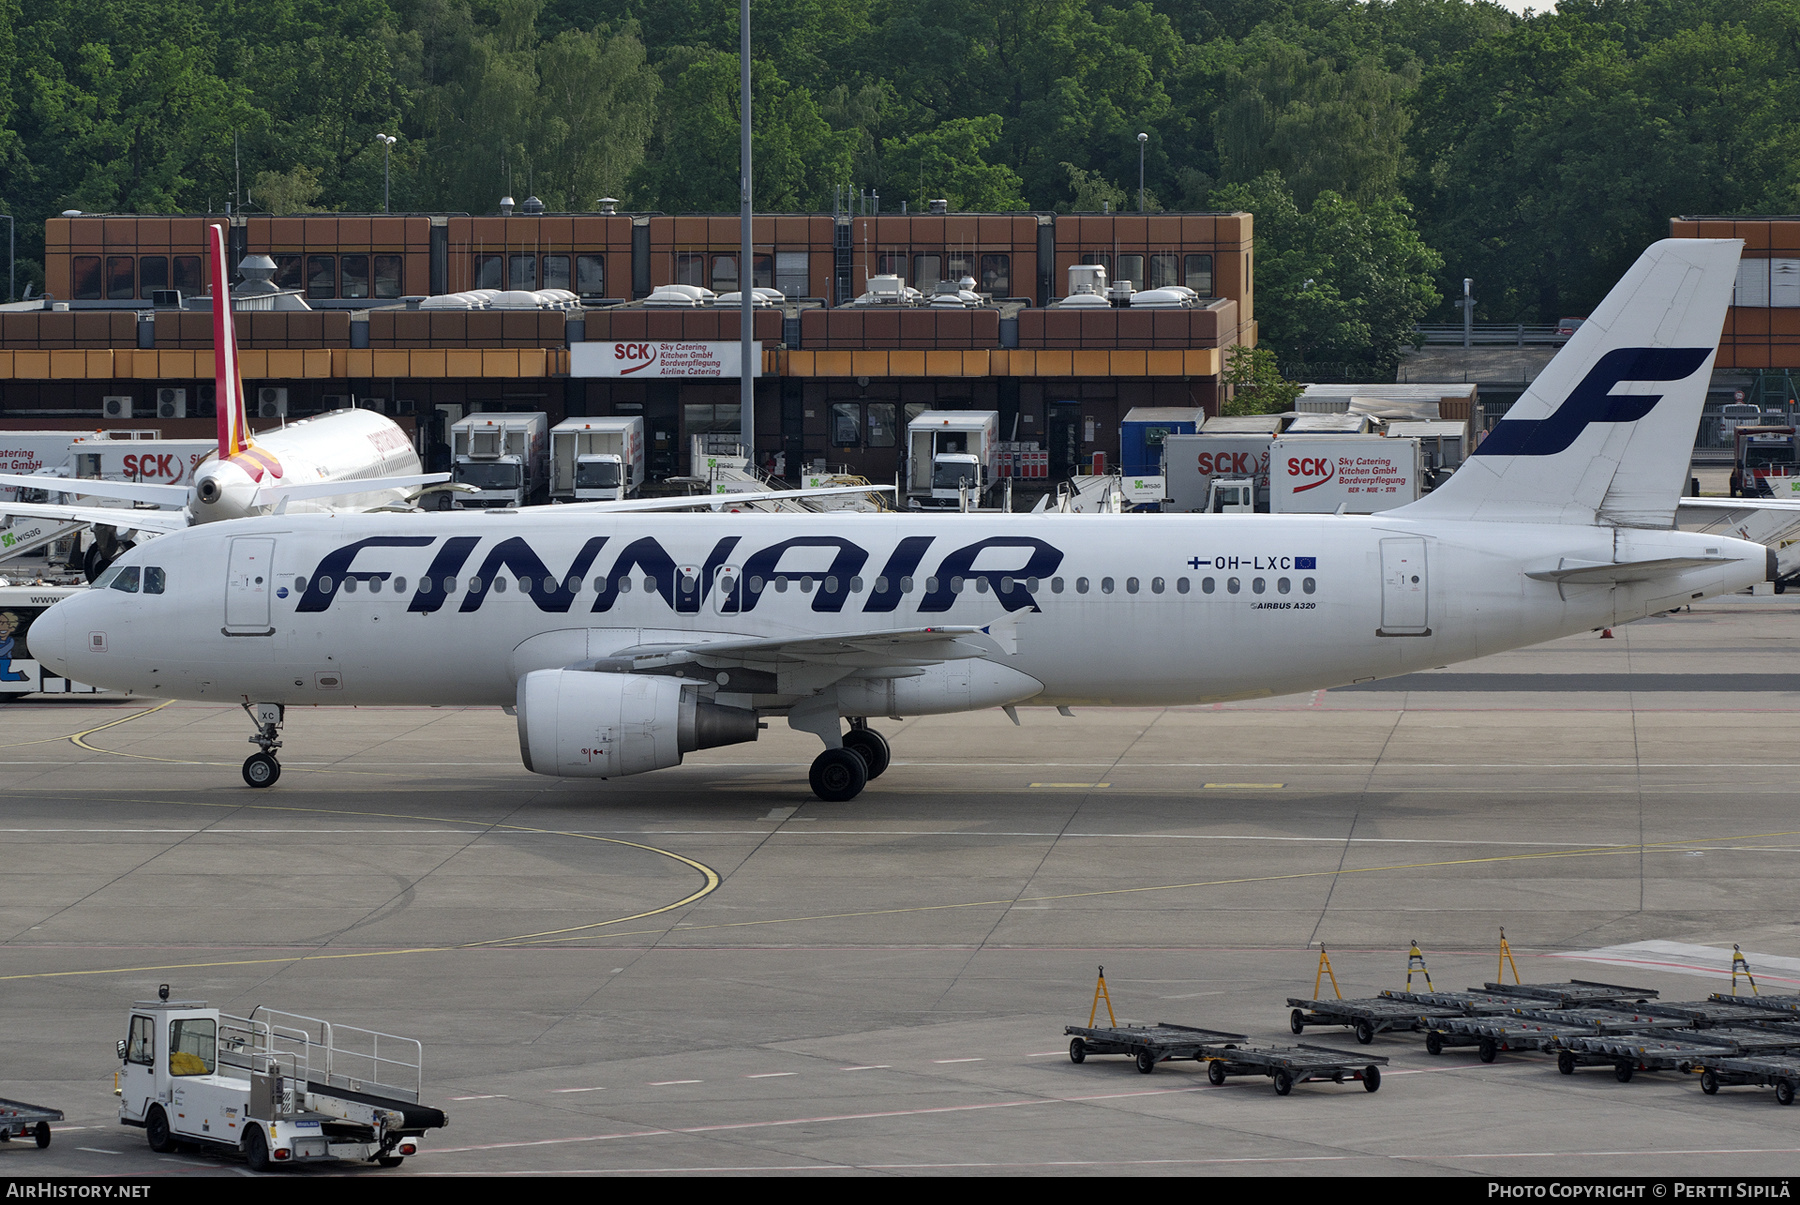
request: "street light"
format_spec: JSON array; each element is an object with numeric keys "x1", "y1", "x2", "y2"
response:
[
  {"x1": 1137, "y1": 132, "x2": 1148, "y2": 213},
  {"x1": 376, "y1": 134, "x2": 398, "y2": 213},
  {"x1": 0, "y1": 214, "x2": 12, "y2": 302}
]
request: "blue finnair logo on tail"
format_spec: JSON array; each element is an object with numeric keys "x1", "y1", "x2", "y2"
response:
[{"x1": 1475, "y1": 347, "x2": 1712, "y2": 457}]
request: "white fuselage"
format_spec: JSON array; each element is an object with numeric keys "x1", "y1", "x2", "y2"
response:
[
  {"x1": 35, "y1": 511, "x2": 1766, "y2": 710},
  {"x1": 189, "y1": 409, "x2": 424, "y2": 523}
]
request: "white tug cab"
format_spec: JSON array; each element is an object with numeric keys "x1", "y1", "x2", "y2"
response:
[{"x1": 117, "y1": 986, "x2": 447, "y2": 1171}]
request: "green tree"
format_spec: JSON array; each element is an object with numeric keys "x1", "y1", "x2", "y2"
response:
[
  {"x1": 1220, "y1": 343, "x2": 1304, "y2": 414},
  {"x1": 879, "y1": 116, "x2": 1026, "y2": 211},
  {"x1": 1213, "y1": 171, "x2": 1442, "y2": 379}
]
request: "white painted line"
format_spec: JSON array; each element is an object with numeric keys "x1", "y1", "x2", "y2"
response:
[
  {"x1": 1025, "y1": 1051, "x2": 1065, "y2": 1057},
  {"x1": 551, "y1": 1087, "x2": 606, "y2": 1094},
  {"x1": 746, "y1": 1072, "x2": 796, "y2": 1079},
  {"x1": 450, "y1": 1094, "x2": 508, "y2": 1101},
  {"x1": 838, "y1": 1065, "x2": 888, "y2": 1071},
  {"x1": 76, "y1": 1147, "x2": 121, "y2": 1155},
  {"x1": 933, "y1": 1058, "x2": 983, "y2": 1064},
  {"x1": 1552, "y1": 940, "x2": 1800, "y2": 987},
  {"x1": 648, "y1": 1080, "x2": 703, "y2": 1086},
  {"x1": 761, "y1": 807, "x2": 797, "y2": 821}
]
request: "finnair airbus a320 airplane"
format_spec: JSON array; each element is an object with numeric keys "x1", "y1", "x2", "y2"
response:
[{"x1": 32, "y1": 238, "x2": 1771, "y2": 801}]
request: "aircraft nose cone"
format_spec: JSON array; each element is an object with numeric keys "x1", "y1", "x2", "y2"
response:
[{"x1": 30, "y1": 598, "x2": 70, "y2": 677}]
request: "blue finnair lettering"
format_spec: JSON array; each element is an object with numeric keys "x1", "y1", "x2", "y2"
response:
[
  {"x1": 1475, "y1": 347, "x2": 1712, "y2": 457},
  {"x1": 304, "y1": 534, "x2": 1069, "y2": 615}
]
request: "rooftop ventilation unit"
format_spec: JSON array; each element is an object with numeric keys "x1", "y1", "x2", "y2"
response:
[
  {"x1": 102, "y1": 395, "x2": 134, "y2": 419},
  {"x1": 521, "y1": 195, "x2": 545, "y2": 215},
  {"x1": 498, "y1": 196, "x2": 515, "y2": 216},
  {"x1": 259, "y1": 387, "x2": 288, "y2": 418},
  {"x1": 597, "y1": 197, "x2": 619, "y2": 215},
  {"x1": 928, "y1": 199, "x2": 948, "y2": 215},
  {"x1": 156, "y1": 387, "x2": 187, "y2": 419},
  {"x1": 852, "y1": 274, "x2": 922, "y2": 306}
]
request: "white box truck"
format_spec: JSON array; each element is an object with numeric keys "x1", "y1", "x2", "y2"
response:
[
  {"x1": 906, "y1": 410, "x2": 1000, "y2": 509},
  {"x1": 449, "y1": 412, "x2": 548, "y2": 508},
  {"x1": 549, "y1": 416, "x2": 644, "y2": 502},
  {"x1": 1163, "y1": 415, "x2": 1288, "y2": 513},
  {"x1": 1268, "y1": 434, "x2": 1421, "y2": 514}
]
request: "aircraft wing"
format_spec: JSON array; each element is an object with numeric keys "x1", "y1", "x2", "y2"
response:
[
  {"x1": 616, "y1": 623, "x2": 1015, "y2": 671},
  {"x1": 257, "y1": 472, "x2": 452, "y2": 509},
  {"x1": 554, "y1": 484, "x2": 897, "y2": 513},
  {"x1": 0, "y1": 500, "x2": 190, "y2": 535},
  {"x1": 1526, "y1": 556, "x2": 1741, "y2": 584},
  {"x1": 0, "y1": 472, "x2": 191, "y2": 506}
]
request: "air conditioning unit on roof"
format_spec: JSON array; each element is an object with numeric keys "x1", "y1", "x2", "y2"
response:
[
  {"x1": 157, "y1": 387, "x2": 187, "y2": 419},
  {"x1": 258, "y1": 386, "x2": 288, "y2": 418},
  {"x1": 102, "y1": 395, "x2": 134, "y2": 419}
]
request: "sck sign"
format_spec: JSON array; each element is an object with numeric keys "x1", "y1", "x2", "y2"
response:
[{"x1": 570, "y1": 341, "x2": 760, "y2": 379}]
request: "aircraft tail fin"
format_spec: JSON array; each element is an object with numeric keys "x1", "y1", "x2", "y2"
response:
[
  {"x1": 1398, "y1": 238, "x2": 1741, "y2": 528},
  {"x1": 208, "y1": 224, "x2": 249, "y2": 461}
]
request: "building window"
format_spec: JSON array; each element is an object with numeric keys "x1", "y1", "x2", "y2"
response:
[
  {"x1": 508, "y1": 254, "x2": 536, "y2": 290},
  {"x1": 980, "y1": 254, "x2": 1010, "y2": 294},
  {"x1": 139, "y1": 256, "x2": 168, "y2": 298},
  {"x1": 947, "y1": 252, "x2": 974, "y2": 283},
  {"x1": 271, "y1": 255, "x2": 302, "y2": 291},
  {"x1": 542, "y1": 255, "x2": 570, "y2": 290},
  {"x1": 341, "y1": 254, "x2": 371, "y2": 299},
  {"x1": 867, "y1": 403, "x2": 896, "y2": 447},
  {"x1": 173, "y1": 256, "x2": 203, "y2": 295},
  {"x1": 107, "y1": 257, "x2": 134, "y2": 300},
  {"x1": 913, "y1": 254, "x2": 941, "y2": 288},
  {"x1": 1117, "y1": 255, "x2": 1145, "y2": 288},
  {"x1": 877, "y1": 252, "x2": 906, "y2": 279},
  {"x1": 1186, "y1": 254, "x2": 1213, "y2": 296},
  {"x1": 306, "y1": 255, "x2": 336, "y2": 299},
  {"x1": 775, "y1": 251, "x2": 808, "y2": 297},
  {"x1": 1080, "y1": 253, "x2": 1112, "y2": 278},
  {"x1": 373, "y1": 254, "x2": 403, "y2": 298},
  {"x1": 676, "y1": 252, "x2": 707, "y2": 287},
  {"x1": 576, "y1": 255, "x2": 606, "y2": 296},
  {"x1": 831, "y1": 402, "x2": 861, "y2": 446},
  {"x1": 71, "y1": 256, "x2": 102, "y2": 300},
  {"x1": 1149, "y1": 254, "x2": 1179, "y2": 289},
  {"x1": 474, "y1": 254, "x2": 503, "y2": 290},
  {"x1": 712, "y1": 255, "x2": 739, "y2": 292}
]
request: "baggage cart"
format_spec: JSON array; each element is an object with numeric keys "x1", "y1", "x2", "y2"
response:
[
  {"x1": 1381, "y1": 989, "x2": 1534, "y2": 1016},
  {"x1": 1485, "y1": 980, "x2": 1657, "y2": 1007},
  {"x1": 1690, "y1": 1054, "x2": 1800, "y2": 1104},
  {"x1": 1707, "y1": 992, "x2": 1800, "y2": 1017},
  {"x1": 1553, "y1": 1032, "x2": 1738, "y2": 1081},
  {"x1": 1637, "y1": 999, "x2": 1800, "y2": 1029},
  {"x1": 1200, "y1": 1043, "x2": 1389, "y2": 1096},
  {"x1": 0, "y1": 1097, "x2": 62, "y2": 1149},
  {"x1": 1285, "y1": 996, "x2": 1461, "y2": 1044},
  {"x1": 1064, "y1": 1023, "x2": 1248, "y2": 1074}
]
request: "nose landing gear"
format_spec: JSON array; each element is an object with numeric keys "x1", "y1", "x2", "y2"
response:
[{"x1": 240, "y1": 701, "x2": 284, "y2": 788}]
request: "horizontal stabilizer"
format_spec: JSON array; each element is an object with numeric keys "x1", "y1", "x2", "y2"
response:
[
  {"x1": 1, "y1": 500, "x2": 190, "y2": 534},
  {"x1": 0, "y1": 472, "x2": 190, "y2": 506},
  {"x1": 257, "y1": 473, "x2": 451, "y2": 509},
  {"x1": 1526, "y1": 556, "x2": 1739, "y2": 584}
]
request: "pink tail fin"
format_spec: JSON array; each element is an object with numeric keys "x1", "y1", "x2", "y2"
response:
[{"x1": 209, "y1": 224, "x2": 247, "y2": 459}]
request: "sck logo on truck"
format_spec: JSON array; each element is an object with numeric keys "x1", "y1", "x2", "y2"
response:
[
  {"x1": 1288, "y1": 456, "x2": 1338, "y2": 493},
  {"x1": 1196, "y1": 452, "x2": 1267, "y2": 474},
  {"x1": 120, "y1": 453, "x2": 193, "y2": 481}
]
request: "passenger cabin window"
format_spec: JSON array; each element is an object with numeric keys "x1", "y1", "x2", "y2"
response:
[{"x1": 168, "y1": 1018, "x2": 216, "y2": 1077}]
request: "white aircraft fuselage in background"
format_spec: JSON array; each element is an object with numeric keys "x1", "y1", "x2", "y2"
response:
[{"x1": 30, "y1": 238, "x2": 1770, "y2": 800}]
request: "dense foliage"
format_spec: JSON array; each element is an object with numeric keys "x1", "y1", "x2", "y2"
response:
[{"x1": 3, "y1": 0, "x2": 1798, "y2": 375}]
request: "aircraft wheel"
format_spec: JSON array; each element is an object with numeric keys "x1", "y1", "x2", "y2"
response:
[
  {"x1": 809, "y1": 748, "x2": 867, "y2": 802},
  {"x1": 243, "y1": 753, "x2": 281, "y2": 789},
  {"x1": 842, "y1": 728, "x2": 890, "y2": 779},
  {"x1": 1208, "y1": 1059, "x2": 1227, "y2": 1086},
  {"x1": 145, "y1": 1106, "x2": 176, "y2": 1153}
]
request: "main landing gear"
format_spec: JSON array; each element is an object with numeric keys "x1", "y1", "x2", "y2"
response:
[
  {"x1": 240, "y1": 701, "x2": 284, "y2": 788},
  {"x1": 807, "y1": 719, "x2": 891, "y2": 802}
]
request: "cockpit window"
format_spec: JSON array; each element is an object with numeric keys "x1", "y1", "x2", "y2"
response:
[
  {"x1": 143, "y1": 567, "x2": 165, "y2": 595},
  {"x1": 109, "y1": 566, "x2": 140, "y2": 593},
  {"x1": 92, "y1": 566, "x2": 123, "y2": 590}
]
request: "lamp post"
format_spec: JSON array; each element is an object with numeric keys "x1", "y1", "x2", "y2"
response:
[
  {"x1": 376, "y1": 134, "x2": 398, "y2": 213},
  {"x1": 0, "y1": 213, "x2": 12, "y2": 302},
  {"x1": 1137, "y1": 132, "x2": 1148, "y2": 213},
  {"x1": 739, "y1": 0, "x2": 754, "y2": 460}
]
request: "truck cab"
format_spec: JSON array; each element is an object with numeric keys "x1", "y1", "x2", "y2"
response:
[
  {"x1": 1207, "y1": 478, "x2": 1256, "y2": 513},
  {"x1": 573, "y1": 454, "x2": 626, "y2": 501},
  {"x1": 117, "y1": 994, "x2": 444, "y2": 1171},
  {"x1": 930, "y1": 452, "x2": 985, "y2": 506}
]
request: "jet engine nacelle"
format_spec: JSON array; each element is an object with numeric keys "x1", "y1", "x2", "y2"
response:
[{"x1": 516, "y1": 670, "x2": 759, "y2": 778}]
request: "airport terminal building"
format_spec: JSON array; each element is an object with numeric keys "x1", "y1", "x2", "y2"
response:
[{"x1": 0, "y1": 209, "x2": 1256, "y2": 483}]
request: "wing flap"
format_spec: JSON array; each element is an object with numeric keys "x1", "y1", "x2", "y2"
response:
[{"x1": 1526, "y1": 555, "x2": 1738, "y2": 584}]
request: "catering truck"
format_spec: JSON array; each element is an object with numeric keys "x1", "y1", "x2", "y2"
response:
[
  {"x1": 1268, "y1": 434, "x2": 1421, "y2": 514},
  {"x1": 549, "y1": 416, "x2": 645, "y2": 502},
  {"x1": 116, "y1": 990, "x2": 447, "y2": 1171},
  {"x1": 1162, "y1": 415, "x2": 1288, "y2": 513},
  {"x1": 906, "y1": 410, "x2": 1000, "y2": 509},
  {"x1": 448, "y1": 412, "x2": 547, "y2": 508}
]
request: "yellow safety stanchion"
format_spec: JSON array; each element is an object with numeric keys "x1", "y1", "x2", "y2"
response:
[
  {"x1": 1089, "y1": 965, "x2": 1118, "y2": 1027},
  {"x1": 1405, "y1": 939, "x2": 1434, "y2": 991},
  {"x1": 1497, "y1": 927, "x2": 1522, "y2": 985},
  {"x1": 1314, "y1": 946, "x2": 1342, "y2": 1000},
  {"x1": 1732, "y1": 944, "x2": 1759, "y2": 996}
]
